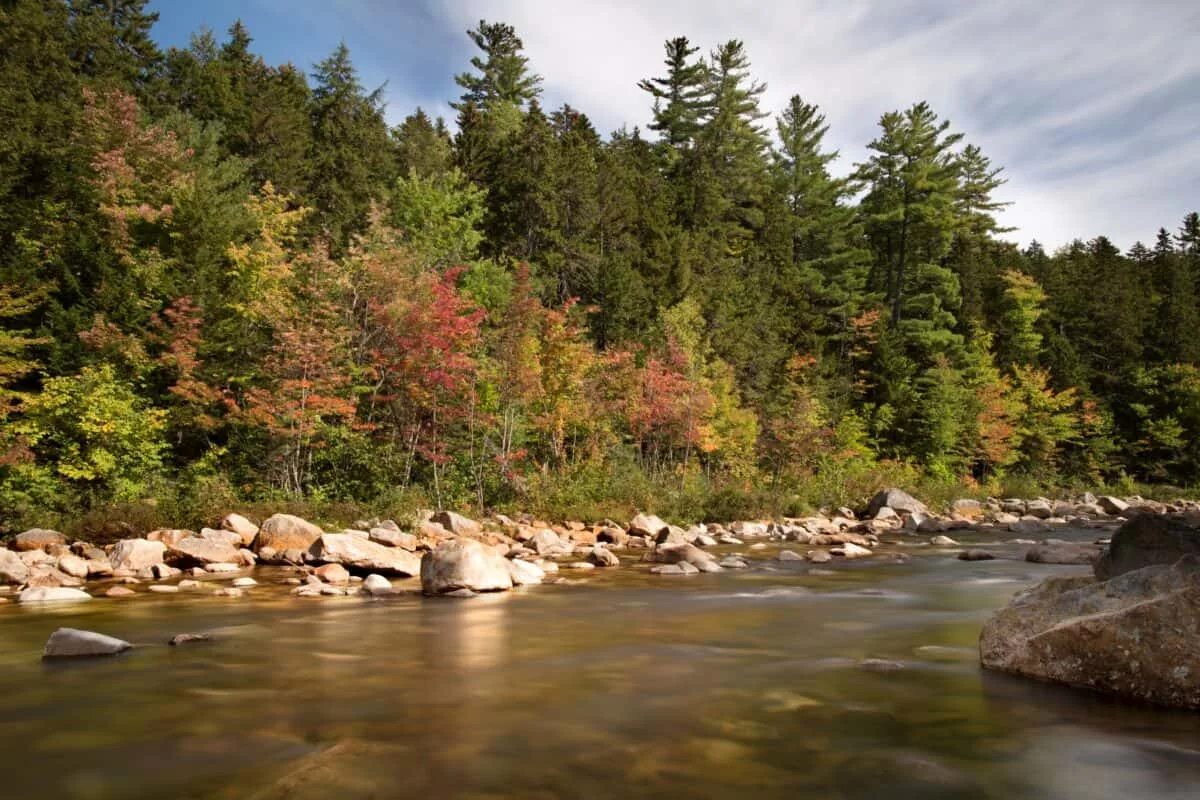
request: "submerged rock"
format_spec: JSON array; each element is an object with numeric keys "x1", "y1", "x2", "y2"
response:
[
  {"x1": 43, "y1": 628, "x2": 131, "y2": 658},
  {"x1": 957, "y1": 550, "x2": 995, "y2": 561},
  {"x1": 1024, "y1": 542, "x2": 1102, "y2": 565},
  {"x1": 1095, "y1": 513, "x2": 1200, "y2": 580},
  {"x1": 980, "y1": 557, "x2": 1200, "y2": 710},
  {"x1": 420, "y1": 539, "x2": 513, "y2": 595}
]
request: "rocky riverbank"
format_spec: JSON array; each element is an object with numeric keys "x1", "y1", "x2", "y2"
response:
[{"x1": 3, "y1": 489, "x2": 1166, "y2": 609}]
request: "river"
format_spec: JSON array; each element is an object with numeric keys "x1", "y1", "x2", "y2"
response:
[{"x1": 2, "y1": 527, "x2": 1199, "y2": 799}]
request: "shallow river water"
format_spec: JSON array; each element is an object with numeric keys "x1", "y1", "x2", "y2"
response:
[{"x1": 2, "y1": 528, "x2": 1199, "y2": 799}]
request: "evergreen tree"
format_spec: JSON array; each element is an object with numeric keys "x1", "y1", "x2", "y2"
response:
[
  {"x1": 453, "y1": 20, "x2": 542, "y2": 112},
  {"x1": 638, "y1": 37, "x2": 710, "y2": 151},
  {"x1": 392, "y1": 108, "x2": 453, "y2": 179}
]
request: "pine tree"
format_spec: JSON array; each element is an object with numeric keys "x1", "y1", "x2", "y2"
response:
[
  {"x1": 307, "y1": 43, "x2": 391, "y2": 248},
  {"x1": 392, "y1": 108, "x2": 453, "y2": 179},
  {"x1": 453, "y1": 20, "x2": 542, "y2": 112},
  {"x1": 638, "y1": 37, "x2": 710, "y2": 151}
]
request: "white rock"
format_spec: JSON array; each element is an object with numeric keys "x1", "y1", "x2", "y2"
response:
[
  {"x1": 19, "y1": 587, "x2": 92, "y2": 604},
  {"x1": 43, "y1": 628, "x2": 131, "y2": 658},
  {"x1": 362, "y1": 574, "x2": 395, "y2": 596},
  {"x1": 506, "y1": 559, "x2": 546, "y2": 586}
]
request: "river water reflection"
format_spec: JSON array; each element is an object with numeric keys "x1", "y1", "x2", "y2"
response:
[{"x1": 2, "y1": 529, "x2": 1199, "y2": 799}]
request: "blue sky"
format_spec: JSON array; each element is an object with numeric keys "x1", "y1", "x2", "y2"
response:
[{"x1": 147, "y1": 0, "x2": 1200, "y2": 251}]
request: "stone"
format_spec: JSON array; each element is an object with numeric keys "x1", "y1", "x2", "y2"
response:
[
  {"x1": 219, "y1": 513, "x2": 259, "y2": 546},
  {"x1": 628, "y1": 513, "x2": 671, "y2": 539},
  {"x1": 254, "y1": 514, "x2": 323, "y2": 554},
  {"x1": 19, "y1": 586, "x2": 92, "y2": 604},
  {"x1": 650, "y1": 563, "x2": 699, "y2": 575},
  {"x1": 1097, "y1": 496, "x2": 1130, "y2": 515},
  {"x1": 43, "y1": 628, "x2": 131, "y2": 658},
  {"x1": 430, "y1": 510, "x2": 482, "y2": 537},
  {"x1": 930, "y1": 535, "x2": 959, "y2": 546},
  {"x1": 951, "y1": 499, "x2": 984, "y2": 519},
  {"x1": 1000, "y1": 498, "x2": 1027, "y2": 515},
  {"x1": 777, "y1": 550, "x2": 806, "y2": 562},
  {"x1": 873, "y1": 506, "x2": 899, "y2": 521},
  {"x1": 0, "y1": 549, "x2": 30, "y2": 585},
  {"x1": 231, "y1": 577, "x2": 257, "y2": 588},
  {"x1": 420, "y1": 539, "x2": 513, "y2": 595},
  {"x1": 719, "y1": 556, "x2": 749, "y2": 569},
  {"x1": 167, "y1": 536, "x2": 241, "y2": 566},
  {"x1": 506, "y1": 559, "x2": 545, "y2": 586},
  {"x1": 1024, "y1": 542, "x2": 1102, "y2": 565},
  {"x1": 831, "y1": 542, "x2": 873, "y2": 559},
  {"x1": 56, "y1": 554, "x2": 90, "y2": 579},
  {"x1": 214, "y1": 588, "x2": 244, "y2": 598},
  {"x1": 314, "y1": 563, "x2": 351, "y2": 584},
  {"x1": 527, "y1": 528, "x2": 569, "y2": 556},
  {"x1": 596, "y1": 527, "x2": 629, "y2": 548},
  {"x1": 368, "y1": 527, "x2": 418, "y2": 550},
  {"x1": 204, "y1": 562, "x2": 241, "y2": 573},
  {"x1": 13, "y1": 529, "x2": 66, "y2": 552},
  {"x1": 145, "y1": 529, "x2": 193, "y2": 548},
  {"x1": 958, "y1": 549, "x2": 996, "y2": 561},
  {"x1": 645, "y1": 542, "x2": 723, "y2": 573},
  {"x1": 730, "y1": 521, "x2": 769, "y2": 537},
  {"x1": 148, "y1": 584, "x2": 179, "y2": 594},
  {"x1": 169, "y1": 633, "x2": 211, "y2": 646},
  {"x1": 177, "y1": 580, "x2": 201, "y2": 590},
  {"x1": 310, "y1": 533, "x2": 421, "y2": 576},
  {"x1": 362, "y1": 574, "x2": 395, "y2": 596},
  {"x1": 865, "y1": 488, "x2": 928, "y2": 519},
  {"x1": 980, "y1": 557, "x2": 1200, "y2": 710},
  {"x1": 105, "y1": 586, "x2": 136, "y2": 597},
  {"x1": 806, "y1": 549, "x2": 832, "y2": 563},
  {"x1": 562, "y1": 561, "x2": 596, "y2": 570},
  {"x1": 587, "y1": 546, "x2": 620, "y2": 567},
  {"x1": 1095, "y1": 513, "x2": 1200, "y2": 580},
  {"x1": 151, "y1": 563, "x2": 181, "y2": 580}
]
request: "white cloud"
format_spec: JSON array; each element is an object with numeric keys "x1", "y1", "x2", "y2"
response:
[{"x1": 418, "y1": 0, "x2": 1200, "y2": 249}]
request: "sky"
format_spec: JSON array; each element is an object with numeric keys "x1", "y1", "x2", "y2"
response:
[{"x1": 147, "y1": 0, "x2": 1200, "y2": 251}]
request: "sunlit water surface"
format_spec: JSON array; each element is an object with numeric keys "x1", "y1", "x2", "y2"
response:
[{"x1": 2, "y1": 528, "x2": 1199, "y2": 799}]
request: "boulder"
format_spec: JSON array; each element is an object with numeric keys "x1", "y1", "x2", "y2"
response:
[
  {"x1": 1095, "y1": 513, "x2": 1200, "y2": 580},
  {"x1": 219, "y1": 513, "x2": 259, "y2": 546},
  {"x1": 958, "y1": 549, "x2": 996, "y2": 561},
  {"x1": 807, "y1": 549, "x2": 832, "y2": 563},
  {"x1": 1098, "y1": 496, "x2": 1130, "y2": 515},
  {"x1": 506, "y1": 558, "x2": 546, "y2": 586},
  {"x1": 587, "y1": 546, "x2": 620, "y2": 567},
  {"x1": 950, "y1": 499, "x2": 984, "y2": 519},
  {"x1": 43, "y1": 628, "x2": 131, "y2": 658},
  {"x1": 314, "y1": 563, "x2": 351, "y2": 584},
  {"x1": 362, "y1": 574, "x2": 395, "y2": 596},
  {"x1": 310, "y1": 533, "x2": 421, "y2": 577},
  {"x1": 1024, "y1": 542, "x2": 1102, "y2": 565},
  {"x1": 596, "y1": 527, "x2": 629, "y2": 548},
  {"x1": 109, "y1": 539, "x2": 166, "y2": 572},
  {"x1": 527, "y1": 528, "x2": 570, "y2": 556},
  {"x1": 420, "y1": 539, "x2": 513, "y2": 595},
  {"x1": 831, "y1": 542, "x2": 873, "y2": 559},
  {"x1": 865, "y1": 488, "x2": 928, "y2": 519},
  {"x1": 1025, "y1": 499, "x2": 1053, "y2": 519},
  {"x1": 651, "y1": 562, "x2": 700, "y2": 576},
  {"x1": 198, "y1": 528, "x2": 244, "y2": 549},
  {"x1": 980, "y1": 557, "x2": 1200, "y2": 710},
  {"x1": 777, "y1": 550, "x2": 806, "y2": 562},
  {"x1": 628, "y1": 513, "x2": 671, "y2": 539},
  {"x1": 644, "y1": 542, "x2": 723, "y2": 573},
  {"x1": 430, "y1": 510, "x2": 482, "y2": 537},
  {"x1": 0, "y1": 549, "x2": 30, "y2": 585},
  {"x1": 56, "y1": 554, "x2": 90, "y2": 579},
  {"x1": 19, "y1": 586, "x2": 92, "y2": 604},
  {"x1": 13, "y1": 529, "x2": 66, "y2": 552},
  {"x1": 368, "y1": 527, "x2": 418, "y2": 550},
  {"x1": 254, "y1": 514, "x2": 323, "y2": 554},
  {"x1": 167, "y1": 536, "x2": 241, "y2": 566}
]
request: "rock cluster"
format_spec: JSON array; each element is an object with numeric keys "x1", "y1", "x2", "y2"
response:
[{"x1": 980, "y1": 511, "x2": 1200, "y2": 710}]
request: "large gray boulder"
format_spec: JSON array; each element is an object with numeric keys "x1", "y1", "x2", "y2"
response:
[
  {"x1": 109, "y1": 539, "x2": 166, "y2": 572},
  {"x1": 0, "y1": 549, "x2": 29, "y2": 585},
  {"x1": 254, "y1": 514, "x2": 323, "y2": 554},
  {"x1": 864, "y1": 488, "x2": 928, "y2": 519},
  {"x1": 420, "y1": 539, "x2": 513, "y2": 595},
  {"x1": 310, "y1": 533, "x2": 421, "y2": 576},
  {"x1": 1095, "y1": 513, "x2": 1200, "y2": 580},
  {"x1": 980, "y1": 557, "x2": 1200, "y2": 710},
  {"x1": 43, "y1": 628, "x2": 131, "y2": 658}
]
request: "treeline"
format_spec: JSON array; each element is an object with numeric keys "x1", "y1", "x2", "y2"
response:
[{"x1": 2, "y1": 1, "x2": 1199, "y2": 528}]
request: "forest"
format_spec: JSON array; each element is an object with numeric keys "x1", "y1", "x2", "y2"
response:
[{"x1": 2, "y1": 0, "x2": 1199, "y2": 532}]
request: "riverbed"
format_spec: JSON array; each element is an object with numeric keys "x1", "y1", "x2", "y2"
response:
[{"x1": 2, "y1": 528, "x2": 1199, "y2": 799}]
